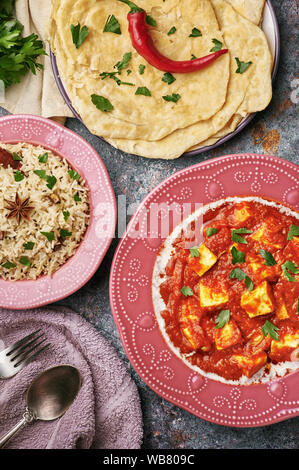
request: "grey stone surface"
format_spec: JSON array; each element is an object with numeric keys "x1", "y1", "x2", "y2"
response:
[{"x1": 0, "y1": 0, "x2": 298, "y2": 449}]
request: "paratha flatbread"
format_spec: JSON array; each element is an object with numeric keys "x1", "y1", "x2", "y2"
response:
[
  {"x1": 226, "y1": 0, "x2": 266, "y2": 25},
  {"x1": 49, "y1": 0, "x2": 230, "y2": 140}
]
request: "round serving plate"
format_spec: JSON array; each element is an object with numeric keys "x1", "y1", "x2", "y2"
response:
[
  {"x1": 50, "y1": 0, "x2": 280, "y2": 158},
  {"x1": 109, "y1": 154, "x2": 299, "y2": 427},
  {"x1": 0, "y1": 114, "x2": 117, "y2": 310}
]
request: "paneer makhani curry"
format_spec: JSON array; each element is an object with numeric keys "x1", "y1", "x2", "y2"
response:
[{"x1": 154, "y1": 199, "x2": 299, "y2": 382}]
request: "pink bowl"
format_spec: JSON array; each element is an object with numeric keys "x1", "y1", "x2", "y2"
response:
[
  {"x1": 110, "y1": 153, "x2": 299, "y2": 427},
  {"x1": 0, "y1": 114, "x2": 117, "y2": 309}
]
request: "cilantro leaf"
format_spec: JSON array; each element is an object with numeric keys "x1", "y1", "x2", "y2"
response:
[
  {"x1": 68, "y1": 169, "x2": 80, "y2": 180},
  {"x1": 231, "y1": 246, "x2": 245, "y2": 264},
  {"x1": 12, "y1": 152, "x2": 22, "y2": 161},
  {"x1": 210, "y1": 38, "x2": 223, "y2": 52},
  {"x1": 167, "y1": 26, "x2": 176, "y2": 36},
  {"x1": 229, "y1": 268, "x2": 254, "y2": 291},
  {"x1": 189, "y1": 246, "x2": 200, "y2": 258},
  {"x1": 180, "y1": 286, "x2": 194, "y2": 297},
  {"x1": 74, "y1": 192, "x2": 81, "y2": 202},
  {"x1": 282, "y1": 260, "x2": 299, "y2": 282},
  {"x1": 135, "y1": 86, "x2": 151, "y2": 96},
  {"x1": 14, "y1": 170, "x2": 24, "y2": 182},
  {"x1": 139, "y1": 64, "x2": 145, "y2": 75},
  {"x1": 235, "y1": 57, "x2": 252, "y2": 74},
  {"x1": 103, "y1": 15, "x2": 121, "y2": 35},
  {"x1": 19, "y1": 256, "x2": 30, "y2": 267},
  {"x1": 287, "y1": 225, "x2": 299, "y2": 240},
  {"x1": 38, "y1": 152, "x2": 48, "y2": 163},
  {"x1": 46, "y1": 175, "x2": 57, "y2": 190},
  {"x1": 70, "y1": 23, "x2": 89, "y2": 49},
  {"x1": 162, "y1": 72, "x2": 176, "y2": 85},
  {"x1": 189, "y1": 28, "x2": 202, "y2": 38},
  {"x1": 206, "y1": 227, "x2": 218, "y2": 237},
  {"x1": 114, "y1": 52, "x2": 132, "y2": 73},
  {"x1": 259, "y1": 249, "x2": 276, "y2": 266},
  {"x1": 261, "y1": 320, "x2": 279, "y2": 341},
  {"x1": 91, "y1": 94, "x2": 114, "y2": 112},
  {"x1": 215, "y1": 309, "x2": 230, "y2": 329},
  {"x1": 162, "y1": 93, "x2": 181, "y2": 103},
  {"x1": 231, "y1": 227, "x2": 253, "y2": 244},
  {"x1": 34, "y1": 169, "x2": 46, "y2": 179},
  {"x1": 63, "y1": 210, "x2": 70, "y2": 221},
  {"x1": 60, "y1": 229, "x2": 72, "y2": 238},
  {"x1": 23, "y1": 241, "x2": 34, "y2": 250},
  {"x1": 41, "y1": 231, "x2": 55, "y2": 242},
  {"x1": 2, "y1": 260, "x2": 16, "y2": 269}
]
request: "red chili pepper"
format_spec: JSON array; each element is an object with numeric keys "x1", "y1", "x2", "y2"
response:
[{"x1": 118, "y1": 0, "x2": 228, "y2": 74}]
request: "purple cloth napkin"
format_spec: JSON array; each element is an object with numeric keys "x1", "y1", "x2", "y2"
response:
[{"x1": 0, "y1": 307, "x2": 143, "y2": 449}]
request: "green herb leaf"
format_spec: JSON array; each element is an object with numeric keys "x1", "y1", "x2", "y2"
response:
[
  {"x1": 139, "y1": 64, "x2": 145, "y2": 75},
  {"x1": 215, "y1": 309, "x2": 231, "y2": 329},
  {"x1": 103, "y1": 15, "x2": 121, "y2": 34},
  {"x1": 235, "y1": 57, "x2": 252, "y2": 74},
  {"x1": 135, "y1": 86, "x2": 151, "y2": 96},
  {"x1": 12, "y1": 152, "x2": 22, "y2": 161},
  {"x1": 162, "y1": 72, "x2": 176, "y2": 85},
  {"x1": 23, "y1": 241, "x2": 34, "y2": 250},
  {"x1": 231, "y1": 246, "x2": 245, "y2": 264},
  {"x1": 282, "y1": 260, "x2": 299, "y2": 282},
  {"x1": 34, "y1": 169, "x2": 46, "y2": 179},
  {"x1": 46, "y1": 175, "x2": 57, "y2": 190},
  {"x1": 180, "y1": 286, "x2": 194, "y2": 297},
  {"x1": 114, "y1": 52, "x2": 132, "y2": 73},
  {"x1": 189, "y1": 246, "x2": 200, "y2": 258},
  {"x1": 38, "y1": 152, "x2": 48, "y2": 163},
  {"x1": 2, "y1": 261, "x2": 16, "y2": 269},
  {"x1": 287, "y1": 225, "x2": 299, "y2": 240},
  {"x1": 210, "y1": 38, "x2": 223, "y2": 52},
  {"x1": 206, "y1": 227, "x2": 218, "y2": 237},
  {"x1": 60, "y1": 229, "x2": 72, "y2": 238},
  {"x1": 261, "y1": 320, "x2": 280, "y2": 341},
  {"x1": 229, "y1": 268, "x2": 254, "y2": 291},
  {"x1": 70, "y1": 23, "x2": 89, "y2": 49},
  {"x1": 146, "y1": 15, "x2": 156, "y2": 27},
  {"x1": 167, "y1": 26, "x2": 176, "y2": 36},
  {"x1": 189, "y1": 27, "x2": 202, "y2": 37},
  {"x1": 190, "y1": 54, "x2": 197, "y2": 60},
  {"x1": 259, "y1": 249, "x2": 276, "y2": 266},
  {"x1": 100, "y1": 71, "x2": 134, "y2": 86},
  {"x1": 41, "y1": 231, "x2": 54, "y2": 242},
  {"x1": 231, "y1": 227, "x2": 253, "y2": 244},
  {"x1": 19, "y1": 256, "x2": 30, "y2": 267},
  {"x1": 63, "y1": 210, "x2": 70, "y2": 221},
  {"x1": 68, "y1": 169, "x2": 80, "y2": 180},
  {"x1": 74, "y1": 192, "x2": 81, "y2": 202},
  {"x1": 91, "y1": 94, "x2": 114, "y2": 112},
  {"x1": 14, "y1": 170, "x2": 24, "y2": 182},
  {"x1": 162, "y1": 93, "x2": 181, "y2": 103}
]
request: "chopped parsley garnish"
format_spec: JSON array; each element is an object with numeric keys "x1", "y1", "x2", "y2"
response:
[
  {"x1": 191, "y1": 54, "x2": 197, "y2": 60},
  {"x1": 46, "y1": 175, "x2": 57, "y2": 190},
  {"x1": 135, "y1": 86, "x2": 151, "y2": 96},
  {"x1": 14, "y1": 170, "x2": 24, "y2": 182},
  {"x1": 206, "y1": 227, "x2": 218, "y2": 237},
  {"x1": 231, "y1": 227, "x2": 253, "y2": 244},
  {"x1": 70, "y1": 23, "x2": 89, "y2": 49},
  {"x1": 68, "y1": 170, "x2": 80, "y2": 180},
  {"x1": 261, "y1": 320, "x2": 279, "y2": 341},
  {"x1": 210, "y1": 38, "x2": 223, "y2": 52},
  {"x1": 231, "y1": 246, "x2": 245, "y2": 264},
  {"x1": 189, "y1": 28, "x2": 202, "y2": 38},
  {"x1": 139, "y1": 64, "x2": 145, "y2": 75},
  {"x1": 41, "y1": 231, "x2": 55, "y2": 242},
  {"x1": 162, "y1": 93, "x2": 181, "y2": 103},
  {"x1": 63, "y1": 210, "x2": 70, "y2": 221},
  {"x1": 180, "y1": 286, "x2": 194, "y2": 297},
  {"x1": 60, "y1": 229, "x2": 72, "y2": 238},
  {"x1": 167, "y1": 26, "x2": 176, "y2": 36},
  {"x1": 91, "y1": 94, "x2": 114, "y2": 112},
  {"x1": 103, "y1": 15, "x2": 121, "y2": 35},
  {"x1": 287, "y1": 225, "x2": 299, "y2": 240},
  {"x1": 235, "y1": 57, "x2": 252, "y2": 74},
  {"x1": 38, "y1": 152, "x2": 48, "y2": 163},
  {"x1": 282, "y1": 260, "x2": 298, "y2": 282},
  {"x1": 74, "y1": 192, "x2": 81, "y2": 202},
  {"x1": 19, "y1": 256, "x2": 30, "y2": 267},
  {"x1": 100, "y1": 71, "x2": 134, "y2": 87},
  {"x1": 162, "y1": 72, "x2": 176, "y2": 85},
  {"x1": 23, "y1": 241, "x2": 34, "y2": 250},
  {"x1": 12, "y1": 152, "x2": 22, "y2": 161},
  {"x1": 259, "y1": 249, "x2": 276, "y2": 266},
  {"x1": 34, "y1": 169, "x2": 46, "y2": 179},
  {"x1": 189, "y1": 246, "x2": 200, "y2": 258},
  {"x1": 2, "y1": 261, "x2": 16, "y2": 269},
  {"x1": 229, "y1": 268, "x2": 254, "y2": 291},
  {"x1": 114, "y1": 52, "x2": 132, "y2": 73},
  {"x1": 215, "y1": 310, "x2": 230, "y2": 329},
  {"x1": 146, "y1": 15, "x2": 156, "y2": 27}
]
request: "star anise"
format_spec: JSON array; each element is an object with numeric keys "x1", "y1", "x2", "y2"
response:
[{"x1": 4, "y1": 193, "x2": 34, "y2": 224}]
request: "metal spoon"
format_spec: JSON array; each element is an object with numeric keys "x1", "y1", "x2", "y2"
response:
[{"x1": 0, "y1": 365, "x2": 81, "y2": 448}]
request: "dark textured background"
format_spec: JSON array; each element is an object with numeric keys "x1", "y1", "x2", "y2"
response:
[{"x1": 1, "y1": 0, "x2": 298, "y2": 449}]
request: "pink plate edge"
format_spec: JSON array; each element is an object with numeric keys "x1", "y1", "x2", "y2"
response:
[
  {"x1": 0, "y1": 114, "x2": 117, "y2": 310},
  {"x1": 109, "y1": 153, "x2": 299, "y2": 427}
]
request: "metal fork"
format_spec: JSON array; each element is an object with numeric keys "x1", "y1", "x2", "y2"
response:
[{"x1": 0, "y1": 329, "x2": 50, "y2": 379}]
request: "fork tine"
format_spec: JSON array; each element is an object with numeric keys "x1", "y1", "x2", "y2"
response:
[
  {"x1": 14, "y1": 343, "x2": 51, "y2": 369},
  {"x1": 13, "y1": 339, "x2": 47, "y2": 367},
  {"x1": 9, "y1": 334, "x2": 45, "y2": 362},
  {"x1": 6, "y1": 329, "x2": 42, "y2": 356}
]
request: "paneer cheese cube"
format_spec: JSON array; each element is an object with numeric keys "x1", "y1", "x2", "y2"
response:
[
  {"x1": 276, "y1": 303, "x2": 290, "y2": 320},
  {"x1": 251, "y1": 223, "x2": 284, "y2": 249},
  {"x1": 233, "y1": 203, "x2": 253, "y2": 223},
  {"x1": 215, "y1": 320, "x2": 242, "y2": 350},
  {"x1": 199, "y1": 283, "x2": 229, "y2": 308},
  {"x1": 270, "y1": 332, "x2": 299, "y2": 361},
  {"x1": 241, "y1": 281, "x2": 275, "y2": 318},
  {"x1": 232, "y1": 351, "x2": 267, "y2": 378},
  {"x1": 187, "y1": 244, "x2": 217, "y2": 277},
  {"x1": 180, "y1": 299, "x2": 210, "y2": 351}
]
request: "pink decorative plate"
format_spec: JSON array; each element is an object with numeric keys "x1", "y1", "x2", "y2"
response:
[
  {"x1": 0, "y1": 114, "x2": 116, "y2": 309},
  {"x1": 110, "y1": 154, "x2": 299, "y2": 427}
]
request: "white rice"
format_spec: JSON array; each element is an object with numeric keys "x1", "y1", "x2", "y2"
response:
[
  {"x1": 152, "y1": 196, "x2": 299, "y2": 385},
  {"x1": 0, "y1": 142, "x2": 89, "y2": 281}
]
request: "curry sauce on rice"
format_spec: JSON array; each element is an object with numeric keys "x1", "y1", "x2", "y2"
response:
[{"x1": 0, "y1": 143, "x2": 89, "y2": 281}]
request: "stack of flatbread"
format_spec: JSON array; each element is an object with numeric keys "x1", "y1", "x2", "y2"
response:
[{"x1": 49, "y1": 0, "x2": 272, "y2": 159}]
